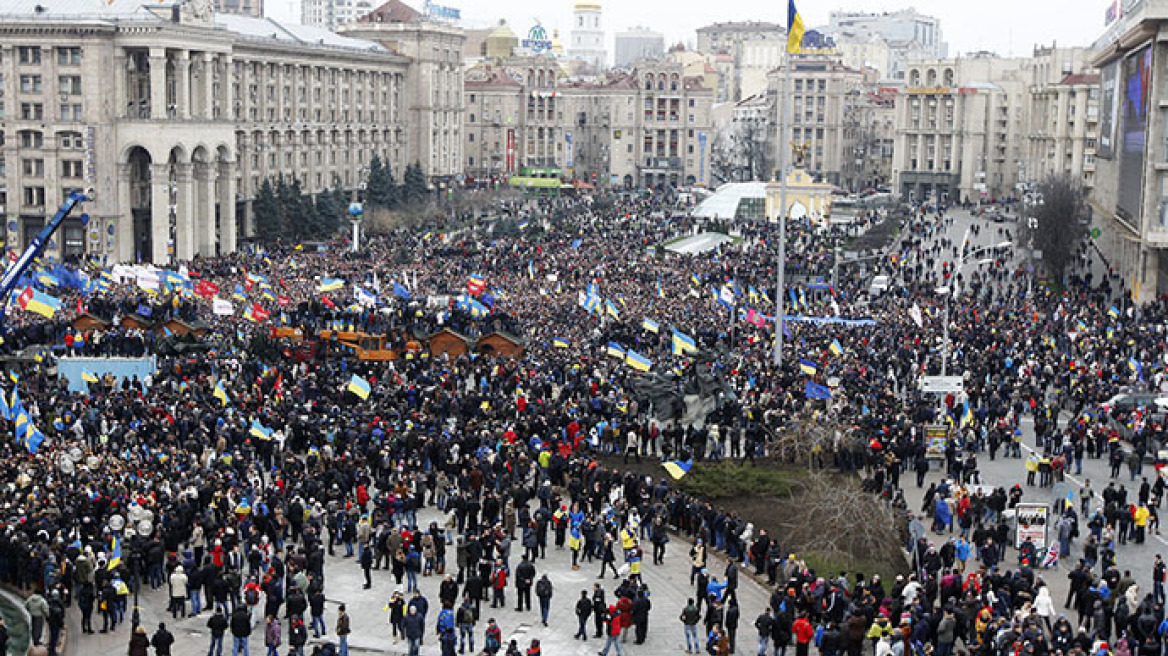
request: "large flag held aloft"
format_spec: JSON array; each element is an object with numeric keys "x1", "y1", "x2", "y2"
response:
[
  {"x1": 625, "y1": 350, "x2": 653, "y2": 372},
  {"x1": 805, "y1": 380, "x2": 832, "y2": 400},
  {"x1": 671, "y1": 330, "x2": 698, "y2": 355},
  {"x1": 798, "y1": 358, "x2": 818, "y2": 375},
  {"x1": 17, "y1": 287, "x2": 61, "y2": 318},
  {"x1": 347, "y1": 374, "x2": 372, "y2": 400}
]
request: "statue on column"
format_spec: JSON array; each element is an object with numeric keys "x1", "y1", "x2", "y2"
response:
[{"x1": 790, "y1": 140, "x2": 811, "y2": 169}]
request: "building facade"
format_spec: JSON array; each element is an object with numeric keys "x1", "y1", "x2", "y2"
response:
[
  {"x1": 766, "y1": 56, "x2": 865, "y2": 187},
  {"x1": 1087, "y1": 1, "x2": 1168, "y2": 300},
  {"x1": 0, "y1": 0, "x2": 438, "y2": 264},
  {"x1": 568, "y1": 2, "x2": 606, "y2": 71},
  {"x1": 463, "y1": 59, "x2": 713, "y2": 189},
  {"x1": 891, "y1": 55, "x2": 1028, "y2": 205},
  {"x1": 302, "y1": 0, "x2": 375, "y2": 32},
  {"x1": 825, "y1": 8, "x2": 947, "y2": 81},
  {"x1": 1024, "y1": 45, "x2": 1098, "y2": 191},
  {"x1": 695, "y1": 21, "x2": 785, "y2": 103},
  {"x1": 341, "y1": 2, "x2": 465, "y2": 183},
  {"x1": 614, "y1": 27, "x2": 664, "y2": 69},
  {"x1": 214, "y1": 0, "x2": 263, "y2": 18}
]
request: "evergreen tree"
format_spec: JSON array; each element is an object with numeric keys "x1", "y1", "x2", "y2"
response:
[
  {"x1": 315, "y1": 188, "x2": 340, "y2": 238},
  {"x1": 366, "y1": 155, "x2": 397, "y2": 210},
  {"x1": 403, "y1": 161, "x2": 429, "y2": 206},
  {"x1": 253, "y1": 178, "x2": 282, "y2": 244}
]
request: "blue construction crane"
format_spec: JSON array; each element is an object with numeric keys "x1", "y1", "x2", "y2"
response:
[{"x1": 0, "y1": 189, "x2": 91, "y2": 326}]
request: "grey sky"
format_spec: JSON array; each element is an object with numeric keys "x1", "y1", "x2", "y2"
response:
[{"x1": 269, "y1": 0, "x2": 1105, "y2": 58}]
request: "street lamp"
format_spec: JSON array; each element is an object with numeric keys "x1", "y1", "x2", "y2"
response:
[{"x1": 938, "y1": 240, "x2": 1012, "y2": 376}]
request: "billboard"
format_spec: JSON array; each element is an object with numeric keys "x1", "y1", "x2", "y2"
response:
[
  {"x1": 1014, "y1": 503, "x2": 1049, "y2": 550},
  {"x1": 1098, "y1": 60, "x2": 1120, "y2": 159},
  {"x1": 1117, "y1": 45, "x2": 1152, "y2": 221}
]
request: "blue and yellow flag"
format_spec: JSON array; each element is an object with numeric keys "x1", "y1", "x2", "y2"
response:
[
  {"x1": 829, "y1": 339, "x2": 843, "y2": 356},
  {"x1": 249, "y1": 420, "x2": 274, "y2": 441},
  {"x1": 606, "y1": 342, "x2": 626, "y2": 359},
  {"x1": 641, "y1": 318, "x2": 660, "y2": 334},
  {"x1": 347, "y1": 374, "x2": 372, "y2": 400},
  {"x1": 663, "y1": 459, "x2": 693, "y2": 480},
  {"x1": 553, "y1": 336, "x2": 570, "y2": 349},
  {"x1": 787, "y1": 0, "x2": 805, "y2": 53},
  {"x1": 625, "y1": 350, "x2": 652, "y2": 372},
  {"x1": 798, "y1": 358, "x2": 817, "y2": 375},
  {"x1": 671, "y1": 330, "x2": 698, "y2": 355},
  {"x1": 108, "y1": 535, "x2": 122, "y2": 570}
]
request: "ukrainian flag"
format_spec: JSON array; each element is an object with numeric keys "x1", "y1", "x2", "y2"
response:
[
  {"x1": 108, "y1": 535, "x2": 122, "y2": 570},
  {"x1": 553, "y1": 336, "x2": 571, "y2": 349},
  {"x1": 233, "y1": 285, "x2": 248, "y2": 301},
  {"x1": 0, "y1": 389, "x2": 9, "y2": 421},
  {"x1": 625, "y1": 349, "x2": 652, "y2": 372},
  {"x1": 605, "y1": 299, "x2": 620, "y2": 319},
  {"x1": 798, "y1": 358, "x2": 817, "y2": 375},
  {"x1": 690, "y1": 273, "x2": 701, "y2": 286},
  {"x1": 16, "y1": 287, "x2": 61, "y2": 318},
  {"x1": 1108, "y1": 305, "x2": 1120, "y2": 319},
  {"x1": 960, "y1": 400, "x2": 973, "y2": 428},
  {"x1": 249, "y1": 420, "x2": 274, "y2": 441},
  {"x1": 319, "y1": 277, "x2": 345, "y2": 292},
  {"x1": 606, "y1": 342, "x2": 626, "y2": 358},
  {"x1": 748, "y1": 286, "x2": 759, "y2": 304},
  {"x1": 787, "y1": 0, "x2": 805, "y2": 53},
  {"x1": 641, "y1": 318, "x2": 660, "y2": 334},
  {"x1": 81, "y1": 371, "x2": 100, "y2": 385},
  {"x1": 671, "y1": 330, "x2": 697, "y2": 355},
  {"x1": 348, "y1": 374, "x2": 372, "y2": 400},
  {"x1": 213, "y1": 380, "x2": 230, "y2": 407},
  {"x1": 829, "y1": 339, "x2": 843, "y2": 356},
  {"x1": 662, "y1": 459, "x2": 693, "y2": 480}
]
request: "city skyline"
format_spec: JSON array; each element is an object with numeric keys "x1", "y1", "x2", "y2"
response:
[{"x1": 267, "y1": 0, "x2": 1105, "y2": 59}]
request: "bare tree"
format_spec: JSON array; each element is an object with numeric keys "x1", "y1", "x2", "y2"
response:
[
  {"x1": 780, "y1": 472, "x2": 905, "y2": 563},
  {"x1": 1024, "y1": 174, "x2": 1090, "y2": 287}
]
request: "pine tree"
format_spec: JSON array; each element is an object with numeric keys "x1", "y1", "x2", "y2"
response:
[
  {"x1": 403, "y1": 161, "x2": 429, "y2": 206},
  {"x1": 253, "y1": 178, "x2": 282, "y2": 244},
  {"x1": 315, "y1": 188, "x2": 340, "y2": 238}
]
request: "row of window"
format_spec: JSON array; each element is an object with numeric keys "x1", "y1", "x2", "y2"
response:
[
  {"x1": 12, "y1": 46, "x2": 81, "y2": 66},
  {"x1": 7, "y1": 158, "x2": 84, "y2": 178},
  {"x1": 3, "y1": 102, "x2": 84, "y2": 122},
  {"x1": 15, "y1": 75, "x2": 82, "y2": 95}
]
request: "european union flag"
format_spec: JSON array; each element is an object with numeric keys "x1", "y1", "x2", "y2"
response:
[{"x1": 805, "y1": 380, "x2": 832, "y2": 400}]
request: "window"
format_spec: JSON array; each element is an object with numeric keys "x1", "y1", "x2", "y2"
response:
[
  {"x1": 61, "y1": 160, "x2": 83, "y2": 178},
  {"x1": 20, "y1": 103, "x2": 43, "y2": 121},
  {"x1": 18, "y1": 47, "x2": 41, "y2": 65},
  {"x1": 469, "y1": 113, "x2": 475, "y2": 123},
  {"x1": 58, "y1": 132, "x2": 82, "y2": 148},
  {"x1": 22, "y1": 159, "x2": 44, "y2": 177},
  {"x1": 59, "y1": 75, "x2": 81, "y2": 95},
  {"x1": 59, "y1": 104, "x2": 81, "y2": 122},
  {"x1": 469, "y1": 94, "x2": 475, "y2": 103},
  {"x1": 57, "y1": 47, "x2": 81, "y2": 66},
  {"x1": 469, "y1": 156, "x2": 475, "y2": 166},
  {"x1": 19, "y1": 75, "x2": 42, "y2": 93},
  {"x1": 23, "y1": 186, "x2": 45, "y2": 206},
  {"x1": 19, "y1": 131, "x2": 43, "y2": 148},
  {"x1": 469, "y1": 133, "x2": 474, "y2": 142}
]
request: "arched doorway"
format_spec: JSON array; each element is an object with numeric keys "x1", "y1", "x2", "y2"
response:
[{"x1": 126, "y1": 146, "x2": 153, "y2": 263}]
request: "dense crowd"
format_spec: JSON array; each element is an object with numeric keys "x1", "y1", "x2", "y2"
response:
[{"x1": 0, "y1": 189, "x2": 1158, "y2": 656}]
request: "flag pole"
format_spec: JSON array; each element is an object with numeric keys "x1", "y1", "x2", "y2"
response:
[{"x1": 773, "y1": 51, "x2": 792, "y2": 367}]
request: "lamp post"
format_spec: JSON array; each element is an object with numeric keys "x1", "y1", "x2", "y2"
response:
[{"x1": 939, "y1": 240, "x2": 1012, "y2": 376}]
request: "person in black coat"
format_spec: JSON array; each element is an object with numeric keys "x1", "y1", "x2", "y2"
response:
[
  {"x1": 229, "y1": 606, "x2": 251, "y2": 656},
  {"x1": 151, "y1": 622, "x2": 175, "y2": 656},
  {"x1": 205, "y1": 608, "x2": 228, "y2": 656},
  {"x1": 574, "y1": 590, "x2": 592, "y2": 640},
  {"x1": 632, "y1": 590, "x2": 651, "y2": 644}
]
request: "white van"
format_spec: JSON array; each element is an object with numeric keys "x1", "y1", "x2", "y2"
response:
[{"x1": 869, "y1": 275, "x2": 891, "y2": 296}]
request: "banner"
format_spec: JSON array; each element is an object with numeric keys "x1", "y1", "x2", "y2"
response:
[
  {"x1": 1014, "y1": 503, "x2": 1049, "y2": 551},
  {"x1": 212, "y1": 299, "x2": 234, "y2": 316}
]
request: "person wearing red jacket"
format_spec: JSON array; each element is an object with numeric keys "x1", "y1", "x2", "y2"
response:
[
  {"x1": 490, "y1": 561, "x2": 507, "y2": 609},
  {"x1": 599, "y1": 605, "x2": 623, "y2": 656},
  {"x1": 793, "y1": 614, "x2": 815, "y2": 656},
  {"x1": 616, "y1": 595, "x2": 633, "y2": 644}
]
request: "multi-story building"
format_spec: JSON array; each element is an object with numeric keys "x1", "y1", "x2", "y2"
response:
[
  {"x1": 1024, "y1": 45, "x2": 1098, "y2": 191},
  {"x1": 214, "y1": 0, "x2": 263, "y2": 18},
  {"x1": 614, "y1": 27, "x2": 664, "y2": 69},
  {"x1": 825, "y1": 8, "x2": 947, "y2": 81},
  {"x1": 695, "y1": 21, "x2": 785, "y2": 103},
  {"x1": 341, "y1": 1, "x2": 465, "y2": 183},
  {"x1": 568, "y1": 2, "x2": 606, "y2": 71},
  {"x1": 835, "y1": 34, "x2": 891, "y2": 81},
  {"x1": 1086, "y1": 1, "x2": 1168, "y2": 299},
  {"x1": 842, "y1": 87, "x2": 898, "y2": 191},
  {"x1": 765, "y1": 56, "x2": 865, "y2": 187},
  {"x1": 891, "y1": 55, "x2": 1028, "y2": 204},
  {"x1": 462, "y1": 59, "x2": 713, "y2": 189},
  {"x1": 0, "y1": 0, "x2": 458, "y2": 265},
  {"x1": 302, "y1": 0, "x2": 375, "y2": 32}
]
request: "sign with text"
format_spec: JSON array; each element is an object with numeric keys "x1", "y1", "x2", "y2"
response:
[
  {"x1": 1014, "y1": 503, "x2": 1049, "y2": 550},
  {"x1": 921, "y1": 375, "x2": 964, "y2": 394}
]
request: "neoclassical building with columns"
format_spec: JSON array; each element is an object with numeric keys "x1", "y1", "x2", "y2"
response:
[{"x1": 0, "y1": 0, "x2": 456, "y2": 264}]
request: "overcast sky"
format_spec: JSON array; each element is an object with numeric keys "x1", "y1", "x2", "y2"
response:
[{"x1": 268, "y1": 0, "x2": 1105, "y2": 58}]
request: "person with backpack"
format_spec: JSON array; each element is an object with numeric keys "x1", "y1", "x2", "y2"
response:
[
  {"x1": 535, "y1": 574, "x2": 553, "y2": 626},
  {"x1": 46, "y1": 591, "x2": 65, "y2": 656},
  {"x1": 336, "y1": 604, "x2": 351, "y2": 656},
  {"x1": 574, "y1": 589, "x2": 592, "y2": 640},
  {"x1": 206, "y1": 608, "x2": 228, "y2": 656},
  {"x1": 243, "y1": 578, "x2": 263, "y2": 629},
  {"x1": 403, "y1": 605, "x2": 426, "y2": 656},
  {"x1": 457, "y1": 597, "x2": 477, "y2": 653},
  {"x1": 230, "y1": 606, "x2": 252, "y2": 656},
  {"x1": 682, "y1": 598, "x2": 702, "y2": 654},
  {"x1": 484, "y1": 618, "x2": 502, "y2": 654},
  {"x1": 793, "y1": 613, "x2": 815, "y2": 656},
  {"x1": 755, "y1": 607, "x2": 775, "y2": 656},
  {"x1": 406, "y1": 547, "x2": 422, "y2": 593},
  {"x1": 491, "y1": 560, "x2": 508, "y2": 609},
  {"x1": 387, "y1": 590, "x2": 406, "y2": 643},
  {"x1": 436, "y1": 602, "x2": 456, "y2": 643}
]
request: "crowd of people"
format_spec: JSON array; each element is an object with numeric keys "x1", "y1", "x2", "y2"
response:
[{"x1": 0, "y1": 187, "x2": 1158, "y2": 656}]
